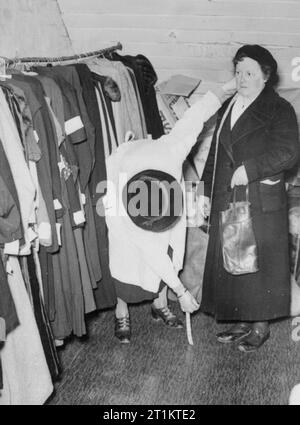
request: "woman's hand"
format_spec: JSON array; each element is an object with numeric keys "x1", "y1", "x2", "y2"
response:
[
  {"x1": 222, "y1": 77, "x2": 237, "y2": 96},
  {"x1": 202, "y1": 196, "x2": 211, "y2": 218},
  {"x1": 231, "y1": 165, "x2": 248, "y2": 188},
  {"x1": 197, "y1": 195, "x2": 211, "y2": 219},
  {"x1": 213, "y1": 78, "x2": 237, "y2": 104},
  {"x1": 186, "y1": 194, "x2": 210, "y2": 227},
  {"x1": 178, "y1": 290, "x2": 200, "y2": 313}
]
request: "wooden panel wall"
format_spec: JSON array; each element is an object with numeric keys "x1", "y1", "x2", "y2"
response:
[
  {"x1": 0, "y1": 0, "x2": 73, "y2": 58},
  {"x1": 58, "y1": 0, "x2": 300, "y2": 89}
]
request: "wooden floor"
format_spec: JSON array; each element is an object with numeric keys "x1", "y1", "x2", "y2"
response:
[{"x1": 47, "y1": 301, "x2": 300, "y2": 405}]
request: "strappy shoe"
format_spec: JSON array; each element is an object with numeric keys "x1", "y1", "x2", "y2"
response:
[
  {"x1": 217, "y1": 322, "x2": 252, "y2": 344},
  {"x1": 114, "y1": 315, "x2": 131, "y2": 344},
  {"x1": 151, "y1": 305, "x2": 183, "y2": 328}
]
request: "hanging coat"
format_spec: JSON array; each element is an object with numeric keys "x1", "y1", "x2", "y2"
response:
[{"x1": 201, "y1": 86, "x2": 300, "y2": 322}]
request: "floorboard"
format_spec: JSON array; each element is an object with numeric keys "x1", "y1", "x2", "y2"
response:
[{"x1": 47, "y1": 302, "x2": 300, "y2": 405}]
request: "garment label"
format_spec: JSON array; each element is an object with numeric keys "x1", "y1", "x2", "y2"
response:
[
  {"x1": 6, "y1": 259, "x2": 13, "y2": 275},
  {"x1": 260, "y1": 179, "x2": 280, "y2": 185},
  {"x1": 56, "y1": 223, "x2": 62, "y2": 246},
  {"x1": 65, "y1": 116, "x2": 84, "y2": 136},
  {"x1": 33, "y1": 130, "x2": 39, "y2": 143},
  {"x1": 28, "y1": 227, "x2": 38, "y2": 243},
  {"x1": 0, "y1": 318, "x2": 6, "y2": 341},
  {"x1": 81, "y1": 193, "x2": 86, "y2": 205},
  {"x1": 38, "y1": 222, "x2": 52, "y2": 244},
  {"x1": 73, "y1": 210, "x2": 85, "y2": 225},
  {"x1": 53, "y1": 198, "x2": 63, "y2": 210}
]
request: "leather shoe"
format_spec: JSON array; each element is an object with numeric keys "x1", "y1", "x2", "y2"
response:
[
  {"x1": 114, "y1": 315, "x2": 131, "y2": 344},
  {"x1": 151, "y1": 305, "x2": 183, "y2": 328},
  {"x1": 217, "y1": 323, "x2": 252, "y2": 344},
  {"x1": 238, "y1": 328, "x2": 270, "y2": 352}
]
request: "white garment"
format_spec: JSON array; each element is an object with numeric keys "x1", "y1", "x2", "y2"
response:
[
  {"x1": 103, "y1": 91, "x2": 221, "y2": 293},
  {"x1": 0, "y1": 256, "x2": 53, "y2": 405}
]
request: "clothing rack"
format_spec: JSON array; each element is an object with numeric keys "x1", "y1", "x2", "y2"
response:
[{"x1": 3, "y1": 42, "x2": 122, "y2": 66}]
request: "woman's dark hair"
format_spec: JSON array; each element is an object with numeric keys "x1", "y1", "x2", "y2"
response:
[{"x1": 233, "y1": 44, "x2": 279, "y2": 87}]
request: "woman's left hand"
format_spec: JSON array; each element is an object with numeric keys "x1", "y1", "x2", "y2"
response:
[
  {"x1": 230, "y1": 165, "x2": 248, "y2": 188},
  {"x1": 178, "y1": 290, "x2": 200, "y2": 313}
]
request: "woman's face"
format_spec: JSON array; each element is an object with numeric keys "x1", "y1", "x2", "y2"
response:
[{"x1": 235, "y1": 57, "x2": 266, "y2": 98}]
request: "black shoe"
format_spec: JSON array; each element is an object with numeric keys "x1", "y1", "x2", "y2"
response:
[
  {"x1": 151, "y1": 305, "x2": 183, "y2": 328},
  {"x1": 114, "y1": 315, "x2": 131, "y2": 344},
  {"x1": 217, "y1": 323, "x2": 252, "y2": 344},
  {"x1": 238, "y1": 328, "x2": 270, "y2": 353}
]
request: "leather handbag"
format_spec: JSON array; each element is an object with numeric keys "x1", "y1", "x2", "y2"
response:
[{"x1": 220, "y1": 186, "x2": 259, "y2": 275}]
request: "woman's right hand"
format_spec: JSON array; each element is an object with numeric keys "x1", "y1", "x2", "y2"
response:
[
  {"x1": 197, "y1": 195, "x2": 211, "y2": 220},
  {"x1": 178, "y1": 290, "x2": 200, "y2": 313},
  {"x1": 222, "y1": 77, "x2": 237, "y2": 95}
]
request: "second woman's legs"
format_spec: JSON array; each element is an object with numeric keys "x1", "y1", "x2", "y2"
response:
[
  {"x1": 151, "y1": 286, "x2": 183, "y2": 328},
  {"x1": 115, "y1": 297, "x2": 131, "y2": 343}
]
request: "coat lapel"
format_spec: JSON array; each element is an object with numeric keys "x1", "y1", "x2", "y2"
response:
[
  {"x1": 217, "y1": 96, "x2": 237, "y2": 163},
  {"x1": 215, "y1": 87, "x2": 277, "y2": 162},
  {"x1": 230, "y1": 87, "x2": 276, "y2": 147}
]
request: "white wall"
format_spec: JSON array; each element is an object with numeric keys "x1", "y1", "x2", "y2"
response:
[
  {"x1": 58, "y1": 0, "x2": 300, "y2": 90},
  {"x1": 0, "y1": 0, "x2": 73, "y2": 58}
]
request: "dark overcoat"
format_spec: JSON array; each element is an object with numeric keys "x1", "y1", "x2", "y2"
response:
[{"x1": 200, "y1": 86, "x2": 300, "y2": 321}]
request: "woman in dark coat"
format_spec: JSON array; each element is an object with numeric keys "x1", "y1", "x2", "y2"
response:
[{"x1": 200, "y1": 44, "x2": 300, "y2": 352}]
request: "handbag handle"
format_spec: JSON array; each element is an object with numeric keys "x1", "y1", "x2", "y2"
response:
[
  {"x1": 232, "y1": 185, "x2": 249, "y2": 216},
  {"x1": 207, "y1": 95, "x2": 238, "y2": 234},
  {"x1": 232, "y1": 184, "x2": 249, "y2": 204}
]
